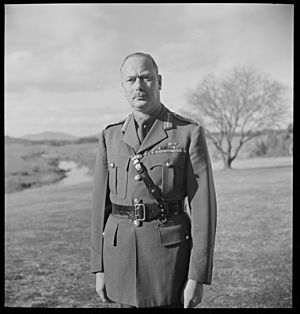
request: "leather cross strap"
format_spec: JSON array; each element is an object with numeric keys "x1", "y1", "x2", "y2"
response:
[
  {"x1": 131, "y1": 155, "x2": 166, "y2": 203},
  {"x1": 131, "y1": 154, "x2": 170, "y2": 222},
  {"x1": 124, "y1": 143, "x2": 169, "y2": 220}
]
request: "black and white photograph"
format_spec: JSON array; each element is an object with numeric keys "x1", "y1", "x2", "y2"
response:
[{"x1": 4, "y1": 3, "x2": 293, "y2": 308}]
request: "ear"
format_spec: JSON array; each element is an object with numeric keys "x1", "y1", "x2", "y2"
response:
[
  {"x1": 158, "y1": 74, "x2": 162, "y2": 90},
  {"x1": 121, "y1": 81, "x2": 126, "y2": 94}
]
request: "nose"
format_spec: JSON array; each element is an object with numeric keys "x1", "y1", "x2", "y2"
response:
[{"x1": 134, "y1": 77, "x2": 144, "y2": 90}]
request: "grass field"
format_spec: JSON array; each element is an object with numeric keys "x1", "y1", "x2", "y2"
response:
[{"x1": 5, "y1": 157, "x2": 292, "y2": 308}]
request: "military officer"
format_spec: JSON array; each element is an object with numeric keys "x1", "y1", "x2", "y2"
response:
[{"x1": 91, "y1": 52, "x2": 217, "y2": 308}]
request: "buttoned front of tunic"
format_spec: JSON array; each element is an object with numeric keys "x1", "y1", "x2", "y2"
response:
[{"x1": 91, "y1": 104, "x2": 217, "y2": 307}]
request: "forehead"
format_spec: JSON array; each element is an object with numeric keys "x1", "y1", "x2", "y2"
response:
[{"x1": 121, "y1": 56, "x2": 156, "y2": 76}]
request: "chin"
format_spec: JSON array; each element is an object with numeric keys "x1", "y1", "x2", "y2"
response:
[{"x1": 131, "y1": 100, "x2": 149, "y2": 110}]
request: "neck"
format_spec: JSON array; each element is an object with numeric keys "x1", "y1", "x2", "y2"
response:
[{"x1": 133, "y1": 102, "x2": 162, "y2": 120}]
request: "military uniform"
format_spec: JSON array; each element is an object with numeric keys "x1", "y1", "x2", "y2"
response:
[{"x1": 91, "y1": 104, "x2": 217, "y2": 307}]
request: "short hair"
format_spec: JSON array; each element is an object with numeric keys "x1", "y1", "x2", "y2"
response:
[{"x1": 120, "y1": 52, "x2": 159, "y2": 75}]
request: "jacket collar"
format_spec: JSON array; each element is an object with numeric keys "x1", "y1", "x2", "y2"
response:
[{"x1": 122, "y1": 104, "x2": 173, "y2": 154}]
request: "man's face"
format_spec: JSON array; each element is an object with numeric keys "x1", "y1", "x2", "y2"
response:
[{"x1": 121, "y1": 56, "x2": 162, "y2": 113}]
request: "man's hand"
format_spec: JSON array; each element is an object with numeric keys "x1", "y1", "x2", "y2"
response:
[
  {"x1": 181, "y1": 279, "x2": 204, "y2": 308},
  {"x1": 95, "y1": 272, "x2": 110, "y2": 303}
]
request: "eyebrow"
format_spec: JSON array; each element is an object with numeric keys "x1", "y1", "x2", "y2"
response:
[
  {"x1": 126, "y1": 71, "x2": 153, "y2": 77},
  {"x1": 124, "y1": 72, "x2": 154, "y2": 79}
]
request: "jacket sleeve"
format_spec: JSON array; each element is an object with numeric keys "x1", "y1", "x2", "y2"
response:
[
  {"x1": 186, "y1": 126, "x2": 217, "y2": 284},
  {"x1": 90, "y1": 130, "x2": 111, "y2": 273}
]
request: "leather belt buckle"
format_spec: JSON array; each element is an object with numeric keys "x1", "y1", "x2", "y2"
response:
[{"x1": 134, "y1": 203, "x2": 146, "y2": 221}]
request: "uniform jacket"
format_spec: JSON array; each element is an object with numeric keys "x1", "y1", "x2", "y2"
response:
[{"x1": 90, "y1": 104, "x2": 217, "y2": 307}]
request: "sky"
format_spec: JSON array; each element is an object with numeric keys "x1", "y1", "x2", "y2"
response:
[{"x1": 5, "y1": 3, "x2": 294, "y2": 137}]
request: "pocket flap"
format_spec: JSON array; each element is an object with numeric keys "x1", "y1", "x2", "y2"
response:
[
  {"x1": 144, "y1": 153, "x2": 185, "y2": 169},
  {"x1": 158, "y1": 217, "x2": 191, "y2": 246},
  {"x1": 104, "y1": 220, "x2": 119, "y2": 246},
  {"x1": 108, "y1": 156, "x2": 130, "y2": 171}
]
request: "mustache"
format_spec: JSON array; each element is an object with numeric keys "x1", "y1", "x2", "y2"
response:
[{"x1": 133, "y1": 92, "x2": 147, "y2": 98}]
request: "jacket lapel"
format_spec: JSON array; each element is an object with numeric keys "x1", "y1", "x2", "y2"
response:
[
  {"x1": 122, "y1": 114, "x2": 140, "y2": 153},
  {"x1": 137, "y1": 118, "x2": 168, "y2": 154}
]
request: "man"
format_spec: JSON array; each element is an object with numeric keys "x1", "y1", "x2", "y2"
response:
[{"x1": 91, "y1": 52, "x2": 217, "y2": 308}]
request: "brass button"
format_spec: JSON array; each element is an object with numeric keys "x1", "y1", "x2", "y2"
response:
[
  {"x1": 133, "y1": 159, "x2": 139, "y2": 165},
  {"x1": 110, "y1": 162, "x2": 115, "y2": 168},
  {"x1": 133, "y1": 220, "x2": 141, "y2": 227},
  {"x1": 135, "y1": 163, "x2": 142, "y2": 171},
  {"x1": 165, "y1": 161, "x2": 171, "y2": 167},
  {"x1": 185, "y1": 235, "x2": 190, "y2": 240},
  {"x1": 134, "y1": 174, "x2": 142, "y2": 181}
]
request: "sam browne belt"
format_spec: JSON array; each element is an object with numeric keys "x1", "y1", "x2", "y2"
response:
[
  {"x1": 121, "y1": 147, "x2": 179, "y2": 226},
  {"x1": 111, "y1": 201, "x2": 184, "y2": 222}
]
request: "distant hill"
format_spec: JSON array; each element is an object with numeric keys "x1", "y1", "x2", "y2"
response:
[
  {"x1": 21, "y1": 131, "x2": 79, "y2": 141},
  {"x1": 5, "y1": 136, "x2": 31, "y2": 144}
]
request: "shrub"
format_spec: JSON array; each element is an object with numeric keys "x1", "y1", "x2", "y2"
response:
[{"x1": 250, "y1": 129, "x2": 292, "y2": 158}]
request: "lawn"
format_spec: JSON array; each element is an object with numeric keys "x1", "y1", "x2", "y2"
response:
[{"x1": 5, "y1": 158, "x2": 292, "y2": 308}]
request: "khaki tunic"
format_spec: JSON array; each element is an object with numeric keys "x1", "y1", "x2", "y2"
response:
[{"x1": 91, "y1": 104, "x2": 217, "y2": 307}]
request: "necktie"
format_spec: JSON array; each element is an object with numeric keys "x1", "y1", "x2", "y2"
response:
[{"x1": 137, "y1": 121, "x2": 147, "y2": 143}]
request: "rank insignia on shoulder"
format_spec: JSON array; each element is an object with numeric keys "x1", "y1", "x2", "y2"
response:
[{"x1": 163, "y1": 112, "x2": 173, "y2": 130}]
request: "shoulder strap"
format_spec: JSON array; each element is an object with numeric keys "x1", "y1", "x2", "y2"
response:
[
  {"x1": 105, "y1": 117, "x2": 127, "y2": 130},
  {"x1": 172, "y1": 112, "x2": 198, "y2": 125}
]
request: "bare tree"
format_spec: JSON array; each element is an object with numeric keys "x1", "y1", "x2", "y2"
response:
[{"x1": 187, "y1": 66, "x2": 288, "y2": 169}]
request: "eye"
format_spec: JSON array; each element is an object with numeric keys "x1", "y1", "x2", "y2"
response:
[
  {"x1": 126, "y1": 78, "x2": 135, "y2": 83},
  {"x1": 143, "y1": 75, "x2": 153, "y2": 82}
]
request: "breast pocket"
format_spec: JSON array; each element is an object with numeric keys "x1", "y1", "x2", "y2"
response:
[
  {"x1": 144, "y1": 152, "x2": 185, "y2": 195},
  {"x1": 108, "y1": 157, "x2": 130, "y2": 199}
]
